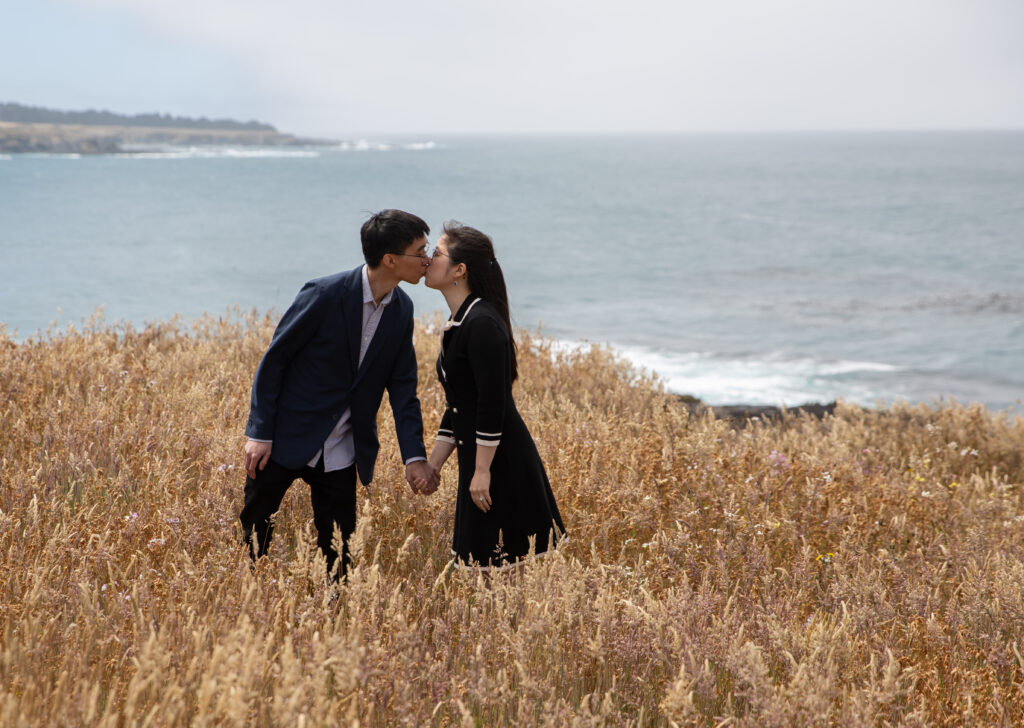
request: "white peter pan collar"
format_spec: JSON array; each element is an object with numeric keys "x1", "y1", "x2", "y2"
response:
[{"x1": 443, "y1": 297, "x2": 482, "y2": 331}]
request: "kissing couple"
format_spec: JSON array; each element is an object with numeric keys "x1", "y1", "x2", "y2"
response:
[{"x1": 239, "y1": 209, "x2": 566, "y2": 579}]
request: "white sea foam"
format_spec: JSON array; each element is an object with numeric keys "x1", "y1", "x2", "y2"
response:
[
  {"x1": 402, "y1": 141, "x2": 437, "y2": 150},
  {"x1": 550, "y1": 341, "x2": 905, "y2": 406},
  {"x1": 817, "y1": 360, "x2": 903, "y2": 375},
  {"x1": 20, "y1": 153, "x2": 83, "y2": 159},
  {"x1": 121, "y1": 146, "x2": 321, "y2": 159},
  {"x1": 327, "y1": 139, "x2": 438, "y2": 152},
  {"x1": 332, "y1": 139, "x2": 392, "y2": 152},
  {"x1": 0, "y1": 154, "x2": 11, "y2": 161}
]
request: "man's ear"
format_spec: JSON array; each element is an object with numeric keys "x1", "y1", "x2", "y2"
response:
[{"x1": 381, "y1": 253, "x2": 397, "y2": 270}]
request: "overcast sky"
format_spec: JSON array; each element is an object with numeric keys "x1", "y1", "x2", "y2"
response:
[{"x1": 3, "y1": 0, "x2": 1023, "y2": 136}]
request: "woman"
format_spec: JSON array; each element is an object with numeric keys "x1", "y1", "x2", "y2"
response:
[{"x1": 425, "y1": 222, "x2": 566, "y2": 570}]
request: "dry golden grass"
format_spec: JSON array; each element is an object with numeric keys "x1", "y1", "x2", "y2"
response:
[{"x1": 2, "y1": 311, "x2": 1023, "y2": 726}]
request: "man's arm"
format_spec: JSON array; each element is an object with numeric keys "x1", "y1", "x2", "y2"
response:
[
  {"x1": 246, "y1": 280, "x2": 327, "y2": 440},
  {"x1": 386, "y1": 313, "x2": 427, "y2": 462},
  {"x1": 385, "y1": 312, "x2": 434, "y2": 492}
]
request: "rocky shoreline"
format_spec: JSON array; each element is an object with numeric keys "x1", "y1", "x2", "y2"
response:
[
  {"x1": 677, "y1": 394, "x2": 838, "y2": 425},
  {"x1": 0, "y1": 121, "x2": 333, "y2": 154}
]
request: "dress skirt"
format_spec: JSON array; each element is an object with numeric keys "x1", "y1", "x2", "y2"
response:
[{"x1": 451, "y1": 403, "x2": 565, "y2": 569}]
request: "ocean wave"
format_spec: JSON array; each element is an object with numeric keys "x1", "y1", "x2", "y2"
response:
[
  {"x1": 402, "y1": 141, "x2": 437, "y2": 150},
  {"x1": 17, "y1": 153, "x2": 83, "y2": 159},
  {"x1": 787, "y1": 292, "x2": 1024, "y2": 317},
  {"x1": 898, "y1": 293, "x2": 1024, "y2": 315},
  {"x1": 816, "y1": 359, "x2": 903, "y2": 375},
  {"x1": 0, "y1": 154, "x2": 11, "y2": 161},
  {"x1": 331, "y1": 140, "x2": 393, "y2": 152},
  {"x1": 121, "y1": 146, "x2": 321, "y2": 160},
  {"x1": 327, "y1": 139, "x2": 438, "y2": 152},
  {"x1": 552, "y1": 342, "x2": 905, "y2": 406}
]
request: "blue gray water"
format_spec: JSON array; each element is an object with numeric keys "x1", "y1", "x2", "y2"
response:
[{"x1": 1, "y1": 133, "x2": 1022, "y2": 409}]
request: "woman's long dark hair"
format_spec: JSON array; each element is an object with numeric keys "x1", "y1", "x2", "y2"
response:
[{"x1": 444, "y1": 221, "x2": 518, "y2": 382}]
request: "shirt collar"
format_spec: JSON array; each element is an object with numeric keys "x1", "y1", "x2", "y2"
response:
[
  {"x1": 361, "y1": 264, "x2": 394, "y2": 307},
  {"x1": 444, "y1": 296, "x2": 482, "y2": 330}
]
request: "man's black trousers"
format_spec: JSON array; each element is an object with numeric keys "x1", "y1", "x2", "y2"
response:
[{"x1": 239, "y1": 456, "x2": 357, "y2": 581}]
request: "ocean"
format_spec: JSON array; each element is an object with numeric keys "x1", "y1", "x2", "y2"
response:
[{"x1": 1, "y1": 133, "x2": 1022, "y2": 410}]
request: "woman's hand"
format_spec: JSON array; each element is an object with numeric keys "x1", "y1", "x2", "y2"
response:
[
  {"x1": 428, "y1": 442, "x2": 455, "y2": 475},
  {"x1": 469, "y1": 443, "x2": 496, "y2": 512},
  {"x1": 470, "y1": 470, "x2": 492, "y2": 512}
]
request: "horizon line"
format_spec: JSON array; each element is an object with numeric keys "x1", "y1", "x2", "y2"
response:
[{"x1": 300, "y1": 126, "x2": 1024, "y2": 139}]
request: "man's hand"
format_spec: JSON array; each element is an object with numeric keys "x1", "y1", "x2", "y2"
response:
[
  {"x1": 424, "y1": 462, "x2": 441, "y2": 494},
  {"x1": 244, "y1": 440, "x2": 272, "y2": 478},
  {"x1": 406, "y1": 460, "x2": 440, "y2": 495}
]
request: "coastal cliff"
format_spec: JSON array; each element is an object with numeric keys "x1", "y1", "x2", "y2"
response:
[
  {"x1": 0, "y1": 120, "x2": 331, "y2": 154},
  {"x1": 0, "y1": 104, "x2": 332, "y2": 153}
]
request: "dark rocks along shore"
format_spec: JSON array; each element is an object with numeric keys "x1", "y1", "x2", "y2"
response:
[{"x1": 677, "y1": 394, "x2": 838, "y2": 426}]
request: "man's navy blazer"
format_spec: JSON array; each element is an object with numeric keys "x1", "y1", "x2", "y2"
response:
[{"x1": 244, "y1": 266, "x2": 426, "y2": 485}]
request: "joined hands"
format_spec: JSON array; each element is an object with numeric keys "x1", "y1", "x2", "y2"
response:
[{"x1": 406, "y1": 461, "x2": 441, "y2": 495}]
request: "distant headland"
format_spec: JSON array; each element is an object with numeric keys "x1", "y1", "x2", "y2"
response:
[{"x1": 0, "y1": 102, "x2": 334, "y2": 154}]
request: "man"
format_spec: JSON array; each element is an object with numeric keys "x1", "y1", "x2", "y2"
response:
[{"x1": 240, "y1": 209, "x2": 439, "y2": 580}]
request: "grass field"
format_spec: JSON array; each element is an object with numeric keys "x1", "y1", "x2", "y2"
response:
[{"x1": 2, "y1": 312, "x2": 1023, "y2": 726}]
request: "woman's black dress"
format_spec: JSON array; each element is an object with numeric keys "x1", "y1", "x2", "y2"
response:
[{"x1": 435, "y1": 296, "x2": 566, "y2": 569}]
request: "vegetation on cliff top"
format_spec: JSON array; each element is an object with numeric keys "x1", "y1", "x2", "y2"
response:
[{"x1": 0, "y1": 101, "x2": 275, "y2": 132}]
